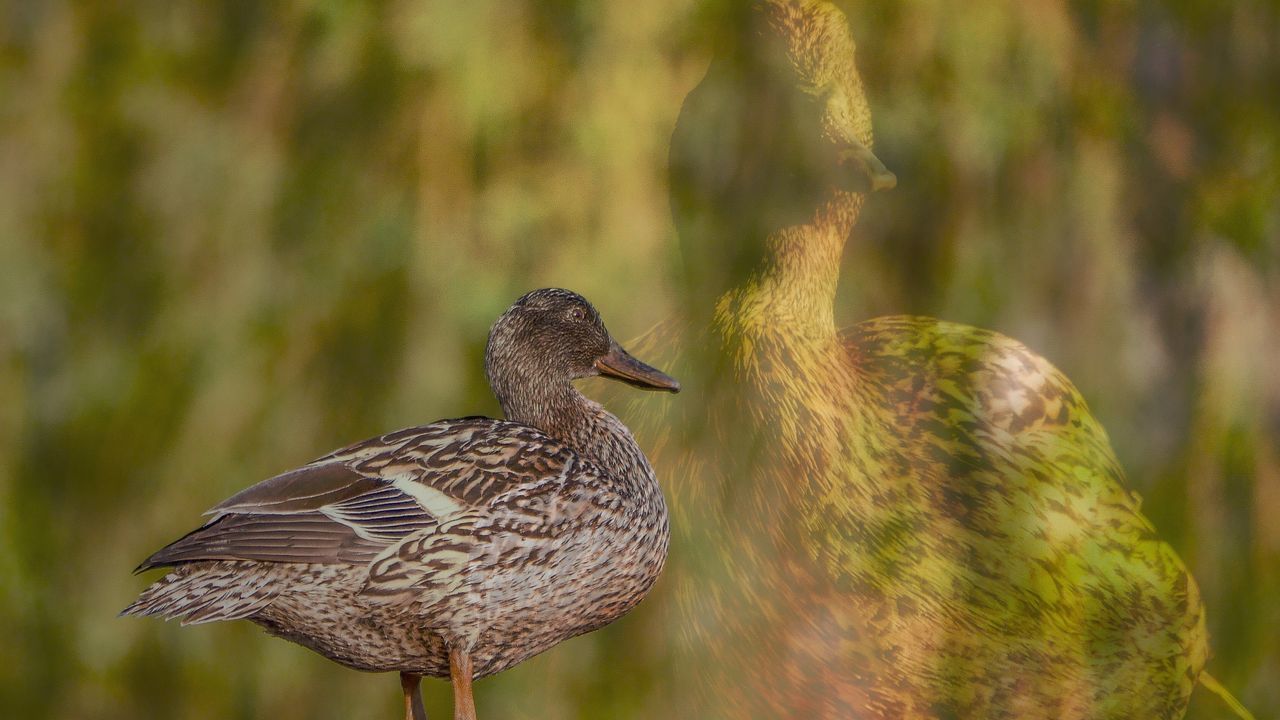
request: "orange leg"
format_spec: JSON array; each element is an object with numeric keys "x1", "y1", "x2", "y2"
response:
[
  {"x1": 400, "y1": 672, "x2": 427, "y2": 720},
  {"x1": 449, "y1": 647, "x2": 478, "y2": 720}
]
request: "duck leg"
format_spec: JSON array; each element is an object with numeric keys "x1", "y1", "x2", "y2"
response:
[
  {"x1": 448, "y1": 647, "x2": 478, "y2": 720},
  {"x1": 400, "y1": 672, "x2": 427, "y2": 720}
]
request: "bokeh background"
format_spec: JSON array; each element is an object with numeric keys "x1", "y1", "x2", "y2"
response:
[{"x1": 1, "y1": 0, "x2": 1277, "y2": 718}]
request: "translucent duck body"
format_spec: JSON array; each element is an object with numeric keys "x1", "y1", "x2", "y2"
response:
[{"x1": 663, "y1": 1, "x2": 1247, "y2": 718}]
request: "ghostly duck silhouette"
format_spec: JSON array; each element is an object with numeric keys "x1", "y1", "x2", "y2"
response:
[{"x1": 654, "y1": 1, "x2": 1251, "y2": 718}]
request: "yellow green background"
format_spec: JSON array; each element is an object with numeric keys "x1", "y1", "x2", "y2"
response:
[{"x1": 1, "y1": 1, "x2": 1276, "y2": 718}]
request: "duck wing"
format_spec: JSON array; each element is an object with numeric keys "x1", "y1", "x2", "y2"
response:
[{"x1": 135, "y1": 417, "x2": 580, "y2": 572}]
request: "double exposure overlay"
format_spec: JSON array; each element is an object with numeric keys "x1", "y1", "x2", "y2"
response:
[{"x1": 1, "y1": 1, "x2": 1276, "y2": 718}]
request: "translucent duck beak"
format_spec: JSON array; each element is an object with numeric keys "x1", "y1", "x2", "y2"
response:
[
  {"x1": 839, "y1": 140, "x2": 897, "y2": 192},
  {"x1": 595, "y1": 343, "x2": 681, "y2": 393}
]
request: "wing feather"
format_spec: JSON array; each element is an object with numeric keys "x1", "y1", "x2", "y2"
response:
[
  {"x1": 135, "y1": 513, "x2": 392, "y2": 569},
  {"x1": 137, "y1": 464, "x2": 437, "y2": 571},
  {"x1": 135, "y1": 419, "x2": 585, "y2": 577}
]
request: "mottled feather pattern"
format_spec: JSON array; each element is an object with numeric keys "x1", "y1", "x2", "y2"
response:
[
  {"x1": 657, "y1": 1, "x2": 1216, "y2": 716},
  {"x1": 844, "y1": 318, "x2": 1204, "y2": 716},
  {"x1": 761, "y1": 0, "x2": 875, "y2": 150},
  {"x1": 128, "y1": 561, "x2": 280, "y2": 626},
  {"x1": 711, "y1": 294, "x2": 1208, "y2": 718},
  {"x1": 125, "y1": 412, "x2": 670, "y2": 680}
]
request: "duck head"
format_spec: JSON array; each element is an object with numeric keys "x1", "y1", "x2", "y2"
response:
[
  {"x1": 485, "y1": 289, "x2": 680, "y2": 421},
  {"x1": 669, "y1": 0, "x2": 894, "y2": 306}
]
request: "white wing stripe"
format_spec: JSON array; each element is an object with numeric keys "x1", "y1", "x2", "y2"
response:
[{"x1": 390, "y1": 475, "x2": 464, "y2": 519}]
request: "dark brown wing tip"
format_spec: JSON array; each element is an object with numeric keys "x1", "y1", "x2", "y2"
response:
[
  {"x1": 132, "y1": 556, "x2": 163, "y2": 574},
  {"x1": 131, "y1": 516, "x2": 226, "y2": 574}
]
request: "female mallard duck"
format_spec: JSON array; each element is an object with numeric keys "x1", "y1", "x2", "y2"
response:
[
  {"x1": 661, "y1": 1, "x2": 1251, "y2": 718},
  {"x1": 124, "y1": 288, "x2": 680, "y2": 720}
]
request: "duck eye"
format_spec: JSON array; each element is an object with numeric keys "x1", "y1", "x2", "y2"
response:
[{"x1": 568, "y1": 306, "x2": 587, "y2": 322}]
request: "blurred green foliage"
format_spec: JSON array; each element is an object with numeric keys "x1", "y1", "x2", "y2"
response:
[{"x1": 0, "y1": 1, "x2": 1276, "y2": 718}]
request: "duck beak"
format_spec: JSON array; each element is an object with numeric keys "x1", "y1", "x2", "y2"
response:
[
  {"x1": 838, "y1": 140, "x2": 897, "y2": 192},
  {"x1": 595, "y1": 343, "x2": 681, "y2": 393}
]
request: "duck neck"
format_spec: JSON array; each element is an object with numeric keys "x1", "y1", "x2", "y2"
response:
[
  {"x1": 496, "y1": 378, "x2": 580, "y2": 434},
  {"x1": 499, "y1": 381, "x2": 657, "y2": 487},
  {"x1": 718, "y1": 193, "x2": 864, "y2": 339}
]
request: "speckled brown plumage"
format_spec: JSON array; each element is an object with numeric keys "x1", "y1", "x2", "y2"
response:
[{"x1": 124, "y1": 288, "x2": 679, "y2": 719}]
